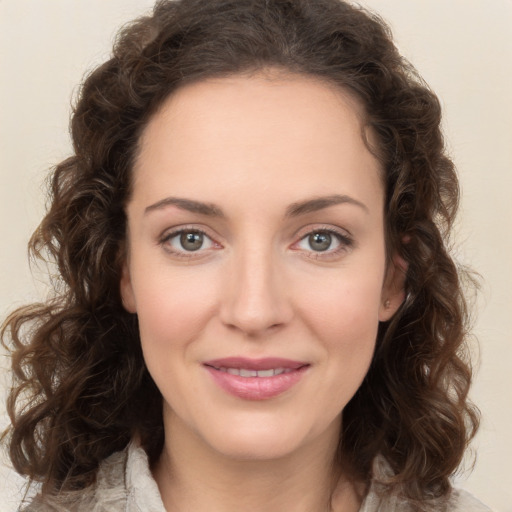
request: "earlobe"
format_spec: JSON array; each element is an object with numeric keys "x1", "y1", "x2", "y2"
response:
[
  {"x1": 379, "y1": 253, "x2": 408, "y2": 322},
  {"x1": 120, "y1": 262, "x2": 137, "y2": 313}
]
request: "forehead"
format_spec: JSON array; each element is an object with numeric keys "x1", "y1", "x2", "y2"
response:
[
  {"x1": 132, "y1": 71, "x2": 383, "y2": 213},
  {"x1": 138, "y1": 70, "x2": 368, "y2": 153}
]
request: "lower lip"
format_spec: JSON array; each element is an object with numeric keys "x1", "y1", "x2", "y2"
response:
[{"x1": 205, "y1": 366, "x2": 309, "y2": 401}]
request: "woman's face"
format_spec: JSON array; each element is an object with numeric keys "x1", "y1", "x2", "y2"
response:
[{"x1": 121, "y1": 71, "x2": 404, "y2": 461}]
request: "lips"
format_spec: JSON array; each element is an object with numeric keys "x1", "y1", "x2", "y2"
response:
[{"x1": 203, "y1": 357, "x2": 309, "y2": 400}]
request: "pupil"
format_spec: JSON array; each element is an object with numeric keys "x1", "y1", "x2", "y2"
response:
[
  {"x1": 309, "y1": 232, "x2": 331, "y2": 251},
  {"x1": 181, "y1": 232, "x2": 203, "y2": 251}
]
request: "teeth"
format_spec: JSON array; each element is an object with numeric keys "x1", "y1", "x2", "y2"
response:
[
  {"x1": 256, "y1": 369, "x2": 275, "y2": 377},
  {"x1": 240, "y1": 369, "x2": 258, "y2": 377},
  {"x1": 217, "y1": 367, "x2": 292, "y2": 377}
]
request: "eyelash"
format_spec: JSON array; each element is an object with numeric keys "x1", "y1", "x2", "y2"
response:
[
  {"x1": 159, "y1": 226, "x2": 218, "y2": 260},
  {"x1": 293, "y1": 226, "x2": 354, "y2": 260},
  {"x1": 158, "y1": 225, "x2": 354, "y2": 260}
]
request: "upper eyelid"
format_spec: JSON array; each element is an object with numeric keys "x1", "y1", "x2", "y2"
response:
[
  {"x1": 295, "y1": 229, "x2": 353, "y2": 247},
  {"x1": 293, "y1": 224, "x2": 353, "y2": 241},
  {"x1": 160, "y1": 224, "x2": 219, "y2": 241}
]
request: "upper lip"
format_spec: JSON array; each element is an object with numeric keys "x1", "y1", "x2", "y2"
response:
[{"x1": 203, "y1": 357, "x2": 308, "y2": 371}]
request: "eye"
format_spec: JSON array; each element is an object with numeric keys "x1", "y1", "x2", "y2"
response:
[
  {"x1": 294, "y1": 228, "x2": 353, "y2": 257},
  {"x1": 300, "y1": 231, "x2": 337, "y2": 252},
  {"x1": 161, "y1": 228, "x2": 217, "y2": 255}
]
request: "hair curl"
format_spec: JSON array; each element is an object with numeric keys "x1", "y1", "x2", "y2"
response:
[{"x1": 2, "y1": 0, "x2": 479, "y2": 503}]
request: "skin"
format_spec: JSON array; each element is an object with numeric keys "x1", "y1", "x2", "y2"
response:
[{"x1": 121, "y1": 69, "x2": 405, "y2": 512}]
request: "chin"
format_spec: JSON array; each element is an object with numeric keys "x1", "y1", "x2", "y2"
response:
[
  {"x1": 195, "y1": 412, "x2": 339, "y2": 463},
  {"x1": 209, "y1": 430, "x2": 305, "y2": 461}
]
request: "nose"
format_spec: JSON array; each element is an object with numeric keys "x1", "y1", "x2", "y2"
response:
[{"x1": 219, "y1": 244, "x2": 293, "y2": 337}]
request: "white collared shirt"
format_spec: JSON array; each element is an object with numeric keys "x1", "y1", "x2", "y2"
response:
[{"x1": 22, "y1": 439, "x2": 491, "y2": 512}]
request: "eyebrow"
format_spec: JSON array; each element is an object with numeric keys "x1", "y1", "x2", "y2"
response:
[
  {"x1": 144, "y1": 194, "x2": 368, "y2": 218},
  {"x1": 284, "y1": 194, "x2": 369, "y2": 217},
  {"x1": 145, "y1": 197, "x2": 225, "y2": 217}
]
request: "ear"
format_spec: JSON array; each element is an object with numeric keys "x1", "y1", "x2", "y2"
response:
[
  {"x1": 120, "y1": 260, "x2": 137, "y2": 313},
  {"x1": 378, "y1": 253, "x2": 408, "y2": 322}
]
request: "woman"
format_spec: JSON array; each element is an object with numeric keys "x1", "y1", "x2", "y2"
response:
[{"x1": 1, "y1": 0, "x2": 489, "y2": 510}]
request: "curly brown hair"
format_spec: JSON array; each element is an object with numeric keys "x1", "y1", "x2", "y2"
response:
[{"x1": 2, "y1": 0, "x2": 479, "y2": 503}]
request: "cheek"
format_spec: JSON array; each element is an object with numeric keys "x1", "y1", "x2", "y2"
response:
[
  {"x1": 132, "y1": 265, "x2": 219, "y2": 352},
  {"x1": 295, "y1": 268, "x2": 384, "y2": 390},
  {"x1": 298, "y1": 268, "x2": 384, "y2": 341}
]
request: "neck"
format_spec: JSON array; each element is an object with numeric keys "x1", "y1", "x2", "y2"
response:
[{"x1": 153, "y1": 410, "x2": 362, "y2": 512}]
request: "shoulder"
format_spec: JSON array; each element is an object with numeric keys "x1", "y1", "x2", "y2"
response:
[
  {"x1": 360, "y1": 456, "x2": 492, "y2": 512},
  {"x1": 21, "y1": 439, "x2": 165, "y2": 512},
  {"x1": 450, "y1": 488, "x2": 492, "y2": 512},
  {"x1": 360, "y1": 486, "x2": 492, "y2": 512},
  {"x1": 20, "y1": 446, "x2": 129, "y2": 512}
]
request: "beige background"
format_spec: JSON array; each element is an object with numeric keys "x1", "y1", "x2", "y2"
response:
[{"x1": 1, "y1": 1, "x2": 511, "y2": 510}]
